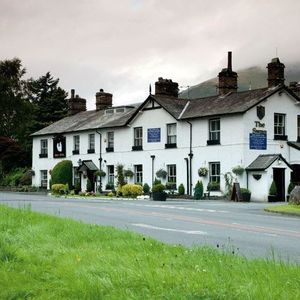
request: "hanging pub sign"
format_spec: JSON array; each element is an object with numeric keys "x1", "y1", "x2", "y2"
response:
[
  {"x1": 53, "y1": 135, "x2": 66, "y2": 158},
  {"x1": 147, "y1": 128, "x2": 161, "y2": 143}
]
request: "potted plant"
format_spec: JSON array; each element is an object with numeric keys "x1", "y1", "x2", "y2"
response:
[
  {"x1": 207, "y1": 181, "x2": 220, "y2": 191},
  {"x1": 198, "y1": 167, "x2": 208, "y2": 177},
  {"x1": 240, "y1": 188, "x2": 251, "y2": 202},
  {"x1": 156, "y1": 169, "x2": 167, "y2": 179},
  {"x1": 232, "y1": 165, "x2": 245, "y2": 176},
  {"x1": 152, "y1": 183, "x2": 167, "y2": 201},
  {"x1": 268, "y1": 181, "x2": 277, "y2": 202}
]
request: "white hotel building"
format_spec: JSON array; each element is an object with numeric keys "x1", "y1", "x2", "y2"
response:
[{"x1": 31, "y1": 53, "x2": 300, "y2": 201}]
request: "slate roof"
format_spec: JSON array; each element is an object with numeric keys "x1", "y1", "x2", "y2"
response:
[
  {"x1": 32, "y1": 84, "x2": 300, "y2": 137},
  {"x1": 78, "y1": 160, "x2": 99, "y2": 172},
  {"x1": 287, "y1": 141, "x2": 300, "y2": 151},
  {"x1": 31, "y1": 105, "x2": 138, "y2": 136},
  {"x1": 246, "y1": 154, "x2": 290, "y2": 171}
]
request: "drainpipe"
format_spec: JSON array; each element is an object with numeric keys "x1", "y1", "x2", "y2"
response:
[
  {"x1": 186, "y1": 121, "x2": 193, "y2": 196},
  {"x1": 150, "y1": 155, "x2": 155, "y2": 187},
  {"x1": 184, "y1": 157, "x2": 189, "y2": 195},
  {"x1": 96, "y1": 130, "x2": 102, "y2": 192}
]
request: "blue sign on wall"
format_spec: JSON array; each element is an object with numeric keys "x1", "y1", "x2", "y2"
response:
[
  {"x1": 147, "y1": 128, "x2": 161, "y2": 143},
  {"x1": 250, "y1": 132, "x2": 267, "y2": 150}
]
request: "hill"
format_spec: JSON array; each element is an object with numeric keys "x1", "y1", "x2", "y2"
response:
[{"x1": 180, "y1": 63, "x2": 300, "y2": 99}]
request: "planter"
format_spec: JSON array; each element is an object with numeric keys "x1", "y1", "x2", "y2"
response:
[
  {"x1": 268, "y1": 195, "x2": 278, "y2": 202},
  {"x1": 241, "y1": 192, "x2": 251, "y2": 202},
  {"x1": 152, "y1": 191, "x2": 167, "y2": 201}
]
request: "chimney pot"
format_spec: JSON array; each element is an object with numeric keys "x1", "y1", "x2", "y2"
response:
[
  {"x1": 228, "y1": 51, "x2": 232, "y2": 72},
  {"x1": 96, "y1": 89, "x2": 113, "y2": 111},
  {"x1": 71, "y1": 89, "x2": 75, "y2": 99},
  {"x1": 155, "y1": 77, "x2": 179, "y2": 98}
]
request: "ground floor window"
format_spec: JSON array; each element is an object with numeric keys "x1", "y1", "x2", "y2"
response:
[
  {"x1": 107, "y1": 165, "x2": 115, "y2": 189},
  {"x1": 134, "y1": 165, "x2": 143, "y2": 184},
  {"x1": 167, "y1": 164, "x2": 176, "y2": 189},
  {"x1": 209, "y1": 162, "x2": 220, "y2": 184},
  {"x1": 40, "y1": 170, "x2": 48, "y2": 188},
  {"x1": 73, "y1": 167, "x2": 80, "y2": 189}
]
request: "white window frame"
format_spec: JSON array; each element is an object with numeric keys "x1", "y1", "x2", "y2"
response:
[
  {"x1": 107, "y1": 132, "x2": 114, "y2": 148},
  {"x1": 167, "y1": 164, "x2": 177, "y2": 183},
  {"x1": 73, "y1": 135, "x2": 80, "y2": 151},
  {"x1": 134, "y1": 127, "x2": 143, "y2": 147},
  {"x1": 107, "y1": 165, "x2": 115, "y2": 184},
  {"x1": 209, "y1": 118, "x2": 220, "y2": 141},
  {"x1": 134, "y1": 164, "x2": 143, "y2": 184},
  {"x1": 40, "y1": 139, "x2": 48, "y2": 155},
  {"x1": 209, "y1": 162, "x2": 220, "y2": 184},
  {"x1": 40, "y1": 170, "x2": 48, "y2": 188},
  {"x1": 274, "y1": 113, "x2": 285, "y2": 136},
  {"x1": 167, "y1": 123, "x2": 177, "y2": 144},
  {"x1": 88, "y1": 134, "x2": 95, "y2": 151}
]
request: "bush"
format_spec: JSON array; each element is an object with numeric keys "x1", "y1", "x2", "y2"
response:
[
  {"x1": 178, "y1": 183, "x2": 185, "y2": 195},
  {"x1": 153, "y1": 178, "x2": 161, "y2": 185},
  {"x1": 51, "y1": 184, "x2": 69, "y2": 195},
  {"x1": 107, "y1": 191, "x2": 114, "y2": 197},
  {"x1": 194, "y1": 180, "x2": 203, "y2": 200},
  {"x1": 288, "y1": 182, "x2": 295, "y2": 195},
  {"x1": 116, "y1": 164, "x2": 126, "y2": 187},
  {"x1": 269, "y1": 181, "x2": 277, "y2": 196},
  {"x1": 152, "y1": 183, "x2": 165, "y2": 193},
  {"x1": 1, "y1": 168, "x2": 27, "y2": 187},
  {"x1": 207, "y1": 181, "x2": 220, "y2": 191},
  {"x1": 143, "y1": 183, "x2": 150, "y2": 194},
  {"x1": 19, "y1": 170, "x2": 33, "y2": 186},
  {"x1": 86, "y1": 178, "x2": 93, "y2": 192},
  {"x1": 74, "y1": 181, "x2": 81, "y2": 194},
  {"x1": 51, "y1": 160, "x2": 73, "y2": 188},
  {"x1": 106, "y1": 183, "x2": 115, "y2": 190},
  {"x1": 240, "y1": 188, "x2": 250, "y2": 194},
  {"x1": 121, "y1": 184, "x2": 143, "y2": 198}
]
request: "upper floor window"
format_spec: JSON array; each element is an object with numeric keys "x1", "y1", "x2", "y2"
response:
[
  {"x1": 167, "y1": 164, "x2": 177, "y2": 189},
  {"x1": 106, "y1": 132, "x2": 114, "y2": 152},
  {"x1": 73, "y1": 135, "x2": 80, "y2": 154},
  {"x1": 297, "y1": 116, "x2": 300, "y2": 142},
  {"x1": 274, "y1": 113, "x2": 287, "y2": 140},
  {"x1": 40, "y1": 139, "x2": 48, "y2": 158},
  {"x1": 133, "y1": 127, "x2": 143, "y2": 150},
  {"x1": 208, "y1": 118, "x2": 220, "y2": 145},
  {"x1": 166, "y1": 123, "x2": 177, "y2": 148},
  {"x1": 40, "y1": 170, "x2": 48, "y2": 188},
  {"x1": 209, "y1": 162, "x2": 220, "y2": 188},
  {"x1": 88, "y1": 134, "x2": 95, "y2": 153},
  {"x1": 134, "y1": 164, "x2": 143, "y2": 184}
]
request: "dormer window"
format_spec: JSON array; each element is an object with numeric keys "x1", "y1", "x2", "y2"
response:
[
  {"x1": 105, "y1": 109, "x2": 114, "y2": 115},
  {"x1": 116, "y1": 108, "x2": 125, "y2": 113}
]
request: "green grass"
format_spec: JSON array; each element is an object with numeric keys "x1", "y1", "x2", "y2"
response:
[
  {"x1": 265, "y1": 204, "x2": 300, "y2": 216},
  {"x1": 0, "y1": 205, "x2": 299, "y2": 299}
]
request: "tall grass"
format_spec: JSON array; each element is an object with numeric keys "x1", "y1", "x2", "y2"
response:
[{"x1": 0, "y1": 204, "x2": 299, "y2": 299}]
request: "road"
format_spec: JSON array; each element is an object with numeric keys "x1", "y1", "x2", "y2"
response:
[{"x1": 0, "y1": 192, "x2": 299, "y2": 264}]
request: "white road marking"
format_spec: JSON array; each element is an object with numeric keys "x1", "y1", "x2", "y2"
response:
[
  {"x1": 127, "y1": 203, "x2": 228, "y2": 213},
  {"x1": 131, "y1": 223, "x2": 207, "y2": 235}
]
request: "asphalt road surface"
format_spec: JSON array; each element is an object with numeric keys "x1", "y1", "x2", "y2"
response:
[{"x1": 0, "y1": 192, "x2": 299, "y2": 264}]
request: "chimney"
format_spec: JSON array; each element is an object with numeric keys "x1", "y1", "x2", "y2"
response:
[
  {"x1": 218, "y1": 51, "x2": 238, "y2": 95},
  {"x1": 155, "y1": 77, "x2": 179, "y2": 97},
  {"x1": 267, "y1": 57, "x2": 285, "y2": 88},
  {"x1": 67, "y1": 89, "x2": 86, "y2": 115},
  {"x1": 96, "y1": 89, "x2": 113, "y2": 111}
]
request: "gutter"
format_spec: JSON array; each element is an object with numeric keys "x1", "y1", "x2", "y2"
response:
[
  {"x1": 96, "y1": 130, "x2": 103, "y2": 191},
  {"x1": 186, "y1": 120, "x2": 193, "y2": 196}
]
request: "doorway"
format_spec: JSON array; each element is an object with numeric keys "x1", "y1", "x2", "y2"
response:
[
  {"x1": 273, "y1": 168, "x2": 285, "y2": 201},
  {"x1": 291, "y1": 164, "x2": 300, "y2": 185}
]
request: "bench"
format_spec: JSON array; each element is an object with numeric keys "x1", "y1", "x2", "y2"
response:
[{"x1": 203, "y1": 190, "x2": 210, "y2": 199}]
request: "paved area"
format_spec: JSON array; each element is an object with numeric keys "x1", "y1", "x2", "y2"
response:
[{"x1": 0, "y1": 192, "x2": 299, "y2": 264}]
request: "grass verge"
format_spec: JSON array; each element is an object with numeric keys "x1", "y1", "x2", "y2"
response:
[
  {"x1": 1, "y1": 204, "x2": 299, "y2": 299},
  {"x1": 264, "y1": 204, "x2": 300, "y2": 216}
]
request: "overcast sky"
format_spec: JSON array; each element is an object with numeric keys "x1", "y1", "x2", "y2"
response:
[{"x1": 1, "y1": 0, "x2": 300, "y2": 108}]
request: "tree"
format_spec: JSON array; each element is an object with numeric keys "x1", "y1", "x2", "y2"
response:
[{"x1": 27, "y1": 72, "x2": 68, "y2": 133}]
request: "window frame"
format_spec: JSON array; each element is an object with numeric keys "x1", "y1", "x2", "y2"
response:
[
  {"x1": 208, "y1": 118, "x2": 220, "y2": 143},
  {"x1": 40, "y1": 139, "x2": 48, "y2": 157},
  {"x1": 134, "y1": 164, "x2": 143, "y2": 184},
  {"x1": 133, "y1": 127, "x2": 143, "y2": 148},
  {"x1": 40, "y1": 170, "x2": 48, "y2": 188},
  {"x1": 297, "y1": 115, "x2": 300, "y2": 141},
  {"x1": 88, "y1": 133, "x2": 95, "y2": 152},
  {"x1": 167, "y1": 164, "x2": 177, "y2": 184},
  {"x1": 73, "y1": 135, "x2": 80, "y2": 152},
  {"x1": 107, "y1": 131, "x2": 114, "y2": 149},
  {"x1": 166, "y1": 123, "x2": 177, "y2": 145},
  {"x1": 274, "y1": 113, "x2": 286, "y2": 136},
  {"x1": 209, "y1": 162, "x2": 221, "y2": 184},
  {"x1": 107, "y1": 165, "x2": 115, "y2": 185}
]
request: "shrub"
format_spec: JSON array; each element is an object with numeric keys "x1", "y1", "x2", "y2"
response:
[
  {"x1": 198, "y1": 167, "x2": 208, "y2": 177},
  {"x1": 51, "y1": 160, "x2": 73, "y2": 188},
  {"x1": 207, "y1": 181, "x2": 220, "y2": 191},
  {"x1": 121, "y1": 184, "x2": 143, "y2": 198},
  {"x1": 269, "y1": 181, "x2": 277, "y2": 196},
  {"x1": 143, "y1": 183, "x2": 150, "y2": 194},
  {"x1": 51, "y1": 184, "x2": 69, "y2": 195},
  {"x1": 156, "y1": 169, "x2": 167, "y2": 179},
  {"x1": 153, "y1": 178, "x2": 161, "y2": 185},
  {"x1": 116, "y1": 164, "x2": 126, "y2": 187},
  {"x1": 152, "y1": 183, "x2": 165, "y2": 193},
  {"x1": 232, "y1": 166, "x2": 245, "y2": 176},
  {"x1": 194, "y1": 180, "x2": 203, "y2": 200},
  {"x1": 19, "y1": 170, "x2": 33, "y2": 186},
  {"x1": 106, "y1": 183, "x2": 115, "y2": 190},
  {"x1": 2, "y1": 168, "x2": 27, "y2": 187},
  {"x1": 288, "y1": 182, "x2": 295, "y2": 195},
  {"x1": 74, "y1": 181, "x2": 81, "y2": 194},
  {"x1": 107, "y1": 191, "x2": 114, "y2": 197},
  {"x1": 178, "y1": 183, "x2": 185, "y2": 195},
  {"x1": 86, "y1": 178, "x2": 93, "y2": 192},
  {"x1": 240, "y1": 188, "x2": 250, "y2": 194}
]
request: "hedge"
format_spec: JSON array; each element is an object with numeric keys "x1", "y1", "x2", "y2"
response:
[{"x1": 51, "y1": 160, "x2": 73, "y2": 188}]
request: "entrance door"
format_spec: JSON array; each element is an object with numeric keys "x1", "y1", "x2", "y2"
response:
[
  {"x1": 291, "y1": 164, "x2": 300, "y2": 185},
  {"x1": 273, "y1": 168, "x2": 285, "y2": 201},
  {"x1": 87, "y1": 170, "x2": 95, "y2": 192}
]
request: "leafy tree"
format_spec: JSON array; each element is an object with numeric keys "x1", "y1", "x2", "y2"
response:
[{"x1": 27, "y1": 72, "x2": 68, "y2": 133}]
